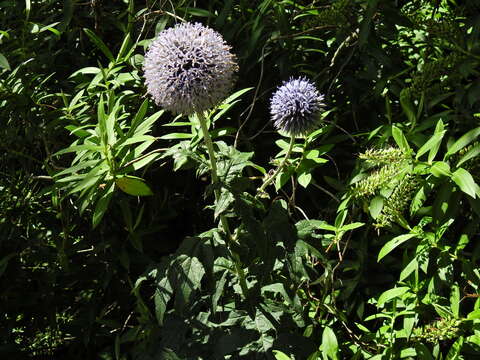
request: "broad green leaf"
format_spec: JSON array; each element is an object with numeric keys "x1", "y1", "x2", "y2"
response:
[
  {"x1": 377, "y1": 287, "x2": 410, "y2": 307},
  {"x1": 378, "y1": 233, "x2": 416, "y2": 261},
  {"x1": 171, "y1": 255, "x2": 205, "y2": 312},
  {"x1": 297, "y1": 172, "x2": 312, "y2": 188},
  {"x1": 467, "y1": 309, "x2": 480, "y2": 320},
  {"x1": 430, "y1": 161, "x2": 451, "y2": 177},
  {"x1": 115, "y1": 175, "x2": 153, "y2": 196},
  {"x1": 0, "y1": 53, "x2": 10, "y2": 71},
  {"x1": 320, "y1": 326, "x2": 339, "y2": 360},
  {"x1": 392, "y1": 125, "x2": 411, "y2": 153},
  {"x1": 451, "y1": 168, "x2": 478, "y2": 198},
  {"x1": 446, "y1": 126, "x2": 480, "y2": 158},
  {"x1": 369, "y1": 196, "x2": 384, "y2": 219},
  {"x1": 83, "y1": 28, "x2": 115, "y2": 62}
]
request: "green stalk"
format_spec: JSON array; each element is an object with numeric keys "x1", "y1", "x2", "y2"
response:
[
  {"x1": 196, "y1": 111, "x2": 249, "y2": 299},
  {"x1": 257, "y1": 135, "x2": 295, "y2": 196}
]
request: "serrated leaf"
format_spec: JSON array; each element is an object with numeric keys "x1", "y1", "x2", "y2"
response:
[{"x1": 115, "y1": 175, "x2": 153, "y2": 196}]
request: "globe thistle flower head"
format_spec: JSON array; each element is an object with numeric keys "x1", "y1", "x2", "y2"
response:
[
  {"x1": 270, "y1": 77, "x2": 325, "y2": 136},
  {"x1": 143, "y1": 22, "x2": 238, "y2": 115}
]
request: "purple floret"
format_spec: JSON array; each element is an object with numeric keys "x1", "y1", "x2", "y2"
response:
[
  {"x1": 270, "y1": 77, "x2": 325, "y2": 136},
  {"x1": 143, "y1": 22, "x2": 238, "y2": 115}
]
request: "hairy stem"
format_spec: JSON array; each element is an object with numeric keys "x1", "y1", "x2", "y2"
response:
[
  {"x1": 257, "y1": 135, "x2": 295, "y2": 196},
  {"x1": 196, "y1": 111, "x2": 249, "y2": 300}
]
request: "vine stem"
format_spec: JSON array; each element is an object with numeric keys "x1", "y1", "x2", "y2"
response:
[
  {"x1": 257, "y1": 135, "x2": 295, "y2": 196},
  {"x1": 196, "y1": 111, "x2": 249, "y2": 300}
]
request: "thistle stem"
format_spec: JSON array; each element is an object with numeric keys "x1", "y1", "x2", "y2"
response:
[
  {"x1": 196, "y1": 111, "x2": 249, "y2": 300},
  {"x1": 257, "y1": 135, "x2": 295, "y2": 196}
]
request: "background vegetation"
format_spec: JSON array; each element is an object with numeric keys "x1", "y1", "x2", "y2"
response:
[{"x1": 2, "y1": 0, "x2": 480, "y2": 359}]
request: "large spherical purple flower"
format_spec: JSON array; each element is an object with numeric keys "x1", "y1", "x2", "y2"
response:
[
  {"x1": 143, "y1": 22, "x2": 238, "y2": 115},
  {"x1": 270, "y1": 77, "x2": 325, "y2": 136}
]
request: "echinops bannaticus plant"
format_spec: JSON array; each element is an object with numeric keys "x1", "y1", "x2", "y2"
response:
[
  {"x1": 270, "y1": 77, "x2": 325, "y2": 137},
  {"x1": 143, "y1": 22, "x2": 238, "y2": 115},
  {"x1": 258, "y1": 77, "x2": 325, "y2": 194},
  {"x1": 143, "y1": 22, "x2": 249, "y2": 298}
]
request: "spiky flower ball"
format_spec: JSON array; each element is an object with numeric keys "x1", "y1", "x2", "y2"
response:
[
  {"x1": 270, "y1": 77, "x2": 325, "y2": 136},
  {"x1": 143, "y1": 22, "x2": 238, "y2": 115}
]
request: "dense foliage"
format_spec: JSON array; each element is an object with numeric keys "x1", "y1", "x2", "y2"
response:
[{"x1": 2, "y1": 0, "x2": 480, "y2": 359}]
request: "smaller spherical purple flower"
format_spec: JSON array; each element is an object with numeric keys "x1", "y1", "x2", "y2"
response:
[
  {"x1": 270, "y1": 77, "x2": 325, "y2": 136},
  {"x1": 143, "y1": 22, "x2": 238, "y2": 115}
]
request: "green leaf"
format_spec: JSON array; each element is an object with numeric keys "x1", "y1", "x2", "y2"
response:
[
  {"x1": 400, "y1": 89, "x2": 416, "y2": 124},
  {"x1": 0, "y1": 53, "x2": 11, "y2": 71},
  {"x1": 377, "y1": 287, "x2": 410, "y2": 307},
  {"x1": 320, "y1": 326, "x2": 339, "y2": 360},
  {"x1": 159, "y1": 133, "x2": 193, "y2": 140},
  {"x1": 399, "y1": 257, "x2": 418, "y2": 281},
  {"x1": 171, "y1": 255, "x2": 205, "y2": 312},
  {"x1": 416, "y1": 129, "x2": 446, "y2": 163},
  {"x1": 378, "y1": 233, "x2": 416, "y2": 261},
  {"x1": 92, "y1": 182, "x2": 115, "y2": 228},
  {"x1": 69, "y1": 66, "x2": 101, "y2": 77},
  {"x1": 115, "y1": 175, "x2": 153, "y2": 196},
  {"x1": 467, "y1": 309, "x2": 480, "y2": 320},
  {"x1": 83, "y1": 28, "x2": 115, "y2": 62},
  {"x1": 450, "y1": 284, "x2": 460, "y2": 318},
  {"x1": 116, "y1": 33, "x2": 132, "y2": 62},
  {"x1": 445, "y1": 336, "x2": 464, "y2": 360},
  {"x1": 457, "y1": 143, "x2": 480, "y2": 167},
  {"x1": 272, "y1": 350, "x2": 292, "y2": 360},
  {"x1": 392, "y1": 125, "x2": 411, "y2": 153},
  {"x1": 297, "y1": 172, "x2": 312, "y2": 188},
  {"x1": 446, "y1": 126, "x2": 480, "y2": 158},
  {"x1": 430, "y1": 161, "x2": 451, "y2": 177},
  {"x1": 451, "y1": 168, "x2": 479, "y2": 198},
  {"x1": 369, "y1": 196, "x2": 384, "y2": 219},
  {"x1": 340, "y1": 222, "x2": 365, "y2": 232},
  {"x1": 54, "y1": 144, "x2": 103, "y2": 156}
]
